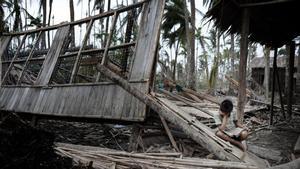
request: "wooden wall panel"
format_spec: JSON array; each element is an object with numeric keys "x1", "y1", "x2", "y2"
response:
[
  {"x1": 0, "y1": 84, "x2": 145, "y2": 121},
  {"x1": 0, "y1": 0, "x2": 166, "y2": 122}
]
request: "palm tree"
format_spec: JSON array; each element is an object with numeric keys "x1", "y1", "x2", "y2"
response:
[
  {"x1": 162, "y1": 0, "x2": 194, "y2": 83},
  {"x1": 182, "y1": 0, "x2": 196, "y2": 90},
  {"x1": 188, "y1": 0, "x2": 196, "y2": 90},
  {"x1": 39, "y1": 0, "x2": 47, "y2": 48},
  {"x1": 207, "y1": 28, "x2": 221, "y2": 91},
  {"x1": 47, "y1": 0, "x2": 53, "y2": 46},
  {"x1": 195, "y1": 27, "x2": 209, "y2": 82}
]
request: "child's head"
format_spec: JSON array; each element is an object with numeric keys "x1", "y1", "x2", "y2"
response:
[{"x1": 220, "y1": 99, "x2": 233, "y2": 116}]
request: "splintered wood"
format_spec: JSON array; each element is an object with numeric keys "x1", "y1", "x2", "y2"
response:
[{"x1": 56, "y1": 143, "x2": 258, "y2": 169}]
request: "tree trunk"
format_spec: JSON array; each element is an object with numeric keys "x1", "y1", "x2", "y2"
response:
[
  {"x1": 183, "y1": 0, "x2": 195, "y2": 90},
  {"x1": 199, "y1": 37, "x2": 209, "y2": 82},
  {"x1": 69, "y1": 0, "x2": 75, "y2": 47},
  {"x1": 189, "y1": 0, "x2": 196, "y2": 90},
  {"x1": 230, "y1": 34, "x2": 235, "y2": 77},
  {"x1": 237, "y1": 8, "x2": 250, "y2": 123},
  {"x1": 172, "y1": 40, "x2": 180, "y2": 81},
  {"x1": 47, "y1": 0, "x2": 53, "y2": 47},
  {"x1": 104, "y1": 0, "x2": 111, "y2": 46},
  {"x1": 41, "y1": 0, "x2": 47, "y2": 49},
  {"x1": 264, "y1": 46, "x2": 270, "y2": 100}
]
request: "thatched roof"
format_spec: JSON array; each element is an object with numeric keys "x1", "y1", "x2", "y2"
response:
[
  {"x1": 250, "y1": 56, "x2": 299, "y2": 68},
  {"x1": 205, "y1": 0, "x2": 300, "y2": 47}
]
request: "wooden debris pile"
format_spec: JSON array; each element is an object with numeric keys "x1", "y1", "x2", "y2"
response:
[
  {"x1": 56, "y1": 143, "x2": 259, "y2": 169},
  {"x1": 0, "y1": 113, "x2": 81, "y2": 169}
]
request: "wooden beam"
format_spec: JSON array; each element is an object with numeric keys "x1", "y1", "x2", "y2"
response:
[
  {"x1": 1, "y1": 42, "x2": 136, "y2": 64},
  {"x1": 69, "y1": 19, "x2": 94, "y2": 83},
  {"x1": 270, "y1": 48, "x2": 278, "y2": 125},
  {"x1": 225, "y1": 75, "x2": 252, "y2": 97},
  {"x1": 159, "y1": 89, "x2": 214, "y2": 117},
  {"x1": 287, "y1": 41, "x2": 295, "y2": 119},
  {"x1": 2, "y1": 34, "x2": 27, "y2": 84},
  {"x1": 96, "y1": 12, "x2": 119, "y2": 81}
]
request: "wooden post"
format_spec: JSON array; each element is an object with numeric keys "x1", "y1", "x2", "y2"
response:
[
  {"x1": 287, "y1": 41, "x2": 295, "y2": 119},
  {"x1": 270, "y1": 48, "x2": 277, "y2": 125},
  {"x1": 264, "y1": 47, "x2": 270, "y2": 100},
  {"x1": 275, "y1": 56, "x2": 286, "y2": 119},
  {"x1": 237, "y1": 8, "x2": 250, "y2": 123}
]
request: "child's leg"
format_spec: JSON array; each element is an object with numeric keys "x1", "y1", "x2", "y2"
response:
[
  {"x1": 216, "y1": 130, "x2": 246, "y2": 151},
  {"x1": 239, "y1": 130, "x2": 248, "y2": 141}
]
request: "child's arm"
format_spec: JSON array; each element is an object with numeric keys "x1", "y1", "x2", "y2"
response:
[{"x1": 218, "y1": 115, "x2": 228, "y2": 131}]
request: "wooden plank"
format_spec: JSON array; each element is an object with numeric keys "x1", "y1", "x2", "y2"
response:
[
  {"x1": 121, "y1": 89, "x2": 133, "y2": 119},
  {"x1": 180, "y1": 106, "x2": 213, "y2": 119},
  {"x1": 7, "y1": 88, "x2": 22, "y2": 110},
  {"x1": 113, "y1": 86, "x2": 126, "y2": 119},
  {"x1": 129, "y1": 0, "x2": 164, "y2": 81},
  {"x1": 33, "y1": 88, "x2": 46, "y2": 113},
  {"x1": 0, "y1": 86, "x2": 147, "y2": 121},
  {"x1": 159, "y1": 89, "x2": 214, "y2": 117},
  {"x1": 0, "y1": 36, "x2": 12, "y2": 85},
  {"x1": 3, "y1": 1, "x2": 146, "y2": 36},
  {"x1": 103, "y1": 85, "x2": 115, "y2": 118},
  {"x1": 35, "y1": 25, "x2": 70, "y2": 85}
]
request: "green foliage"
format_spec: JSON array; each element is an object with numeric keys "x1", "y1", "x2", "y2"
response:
[
  {"x1": 208, "y1": 61, "x2": 217, "y2": 89},
  {"x1": 162, "y1": 0, "x2": 188, "y2": 48}
]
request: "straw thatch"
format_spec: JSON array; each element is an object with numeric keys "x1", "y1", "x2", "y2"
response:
[{"x1": 205, "y1": 0, "x2": 300, "y2": 47}]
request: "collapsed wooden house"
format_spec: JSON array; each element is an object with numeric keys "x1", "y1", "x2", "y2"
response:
[{"x1": 0, "y1": 0, "x2": 269, "y2": 168}]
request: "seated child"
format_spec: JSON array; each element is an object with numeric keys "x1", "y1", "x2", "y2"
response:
[{"x1": 214, "y1": 99, "x2": 248, "y2": 151}]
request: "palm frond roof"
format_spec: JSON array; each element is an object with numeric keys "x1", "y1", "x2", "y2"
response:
[{"x1": 205, "y1": 0, "x2": 300, "y2": 47}]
